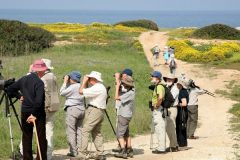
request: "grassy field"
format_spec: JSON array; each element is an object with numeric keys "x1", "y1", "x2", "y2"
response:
[{"x1": 0, "y1": 24, "x2": 152, "y2": 158}]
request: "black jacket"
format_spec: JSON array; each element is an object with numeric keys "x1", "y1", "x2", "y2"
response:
[{"x1": 7, "y1": 72, "x2": 45, "y2": 116}]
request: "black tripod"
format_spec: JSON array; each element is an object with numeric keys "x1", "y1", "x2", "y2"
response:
[{"x1": 0, "y1": 90, "x2": 22, "y2": 159}]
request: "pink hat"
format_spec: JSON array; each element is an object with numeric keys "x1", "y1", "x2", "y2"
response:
[{"x1": 31, "y1": 59, "x2": 48, "y2": 72}]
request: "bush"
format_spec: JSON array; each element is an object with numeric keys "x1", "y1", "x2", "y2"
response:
[
  {"x1": 0, "y1": 20, "x2": 55, "y2": 56},
  {"x1": 115, "y1": 19, "x2": 159, "y2": 31},
  {"x1": 167, "y1": 40, "x2": 240, "y2": 62},
  {"x1": 192, "y1": 24, "x2": 240, "y2": 40}
]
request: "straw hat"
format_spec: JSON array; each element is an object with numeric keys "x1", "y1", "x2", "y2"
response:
[
  {"x1": 42, "y1": 58, "x2": 54, "y2": 70},
  {"x1": 121, "y1": 76, "x2": 134, "y2": 87},
  {"x1": 163, "y1": 74, "x2": 178, "y2": 83},
  {"x1": 87, "y1": 71, "x2": 103, "y2": 82},
  {"x1": 31, "y1": 59, "x2": 48, "y2": 72}
]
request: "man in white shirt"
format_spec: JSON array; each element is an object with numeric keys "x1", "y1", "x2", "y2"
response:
[{"x1": 79, "y1": 71, "x2": 107, "y2": 160}]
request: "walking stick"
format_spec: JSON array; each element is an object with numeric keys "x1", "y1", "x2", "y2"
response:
[
  {"x1": 33, "y1": 120, "x2": 42, "y2": 160},
  {"x1": 105, "y1": 86, "x2": 121, "y2": 147}
]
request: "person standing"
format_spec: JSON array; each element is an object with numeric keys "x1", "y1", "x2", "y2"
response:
[
  {"x1": 78, "y1": 71, "x2": 107, "y2": 160},
  {"x1": 151, "y1": 44, "x2": 160, "y2": 66},
  {"x1": 163, "y1": 46, "x2": 169, "y2": 65},
  {"x1": 150, "y1": 71, "x2": 167, "y2": 154},
  {"x1": 176, "y1": 78, "x2": 189, "y2": 149},
  {"x1": 41, "y1": 58, "x2": 60, "y2": 160},
  {"x1": 163, "y1": 74, "x2": 179, "y2": 152},
  {"x1": 114, "y1": 75, "x2": 135, "y2": 159},
  {"x1": 60, "y1": 71, "x2": 85, "y2": 157},
  {"x1": 187, "y1": 80, "x2": 206, "y2": 139},
  {"x1": 7, "y1": 59, "x2": 48, "y2": 160},
  {"x1": 169, "y1": 54, "x2": 177, "y2": 75}
]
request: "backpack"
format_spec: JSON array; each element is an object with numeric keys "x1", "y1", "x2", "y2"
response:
[
  {"x1": 169, "y1": 59, "x2": 176, "y2": 69},
  {"x1": 155, "y1": 84, "x2": 174, "y2": 109}
]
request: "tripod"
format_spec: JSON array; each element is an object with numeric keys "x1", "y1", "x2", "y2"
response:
[{"x1": 0, "y1": 90, "x2": 22, "y2": 159}]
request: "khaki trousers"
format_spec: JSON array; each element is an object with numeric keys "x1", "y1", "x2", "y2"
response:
[
  {"x1": 166, "y1": 107, "x2": 178, "y2": 147},
  {"x1": 187, "y1": 105, "x2": 198, "y2": 137},
  {"x1": 79, "y1": 107, "x2": 104, "y2": 155}
]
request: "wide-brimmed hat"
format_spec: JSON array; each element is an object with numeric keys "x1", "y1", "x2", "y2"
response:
[
  {"x1": 31, "y1": 59, "x2": 48, "y2": 72},
  {"x1": 69, "y1": 71, "x2": 81, "y2": 83},
  {"x1": 87, "y1": 71, "x2": 103, "y2": 82},
  {"x1": 163, "y1": 74, "x2": 178, "y2": 83},
  {"x1": 42, "y1": 58, "x2": 54, "y2": 70},
  {"x1": 177, "y1": 78, "x2": 188, "y2": 89},
  {"x1": 151, "y1": 71, "x2": 162, "y2": 79},
  {"x1": 121, "y1": 76, "x2": 134, "y2": 87}
]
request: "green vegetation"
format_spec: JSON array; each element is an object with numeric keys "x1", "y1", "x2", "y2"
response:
[
  {"x1": 0, "y1": 20, "x2": 55, "y2": 56},
  {"x1": 0, "y1": 26, "x2": 151, "y2": 159},
  {"x1": 167, "y1": 28, "x2": 196, "y2": 39},
  {"x1": 192, "y1": 24, "x2": 240, "y2": 40},
  {"x1": 115, "y1": 19, "x2": 159, "y2": 31}
]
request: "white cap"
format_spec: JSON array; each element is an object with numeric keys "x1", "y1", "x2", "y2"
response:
[
  {"x1": 41, "y1": 58, "x2": 54, "y2": 70},
  {"x1": 87, "y1": 71, "x2": 103, "y2": 82}
]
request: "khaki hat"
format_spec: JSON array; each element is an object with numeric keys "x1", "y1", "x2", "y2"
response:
[
  {"x1": 177, "y1": 78, "x2": 188, "y2": 89},
  {"x1": 163, "y1": 74, "x2": 178, "y2": 83},
  {"x1": 121, "y1": 76, "x2": 134, "y2": 87},
  {"x1": 42, "y1": 58, "x2": 54, "y2": 70}
]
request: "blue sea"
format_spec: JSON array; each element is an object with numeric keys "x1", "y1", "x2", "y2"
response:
[{"x1": 0, "y1": 9, "x2": 240, "y2": 28}]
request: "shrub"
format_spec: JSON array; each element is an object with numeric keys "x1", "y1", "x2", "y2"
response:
[
  {"x1": 0, "y1": 20, "x2": 55, "y2": 56},
  {"x1": 192, "y1": 24, "x2": 240, "y2": 40},
  {"x1": 115, "y1": 19, "x2": 159, "y2": 31}
]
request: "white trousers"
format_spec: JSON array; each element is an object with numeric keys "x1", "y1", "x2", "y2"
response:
[{"x1": 152, "y1": 107, "x2": 166, "y2": 151}]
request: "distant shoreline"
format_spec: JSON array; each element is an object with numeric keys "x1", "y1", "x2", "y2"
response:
[{"x1": 0, "y1": 10, "x2": 240, "y2": 28}]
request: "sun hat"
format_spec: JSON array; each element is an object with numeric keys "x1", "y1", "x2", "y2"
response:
[
  {"x1": 121, "y1": 76, "x2": 134, "y2": 87},
  {"x1": 177, "y1": 78, "x2": 188, "y2": 89},
  {"x1": 151, "y1": 71, "x2": 162, "y2": 79},
  {"x1": 31, "y1": 59, "x2": 48, "y2": 72},
  {"x1": 122, "y1": 68, "x2": 133, "y2": 77},
  {"x1": 87, "y1": 71, "x2": 103, "y2": 82},
  {"x1": 42, "y1": 58, "x2": 54, "y2": 70},
  {"x1": 69, "y1": 71, "x2": 81, "y2": 83},
  {"x1": 163, "y1": 74, "x2": 178, "y2": 83},
  {"x1": 164, "y1": 46, "x2": 168, "y2": 49}
]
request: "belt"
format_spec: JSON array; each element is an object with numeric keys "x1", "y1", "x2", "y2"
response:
[{"x1": 88, "y1": 104, "x2": 103, "y2": 110}]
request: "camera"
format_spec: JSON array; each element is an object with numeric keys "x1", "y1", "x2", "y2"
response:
[{"x1": 149, "y1": 101, "x2": 154, "y2": 111}]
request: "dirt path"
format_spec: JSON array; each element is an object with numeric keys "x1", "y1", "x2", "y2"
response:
[{"x1": 54, "y1": 31, "x2": 240, "y2": 160}]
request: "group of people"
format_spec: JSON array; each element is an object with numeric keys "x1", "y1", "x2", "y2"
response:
[
  {"x1": 5, "y1": 56, "x2": 207, "y2": 160},
  {"x1": 6, "y1": 59, "x2": 136, "y2": 160},
  {"x1": 151, "y1": 45, "x2": 177, "y2": 75},
  {"x1": 149, "y1": 71, "x2": 207, "y2": 154}
]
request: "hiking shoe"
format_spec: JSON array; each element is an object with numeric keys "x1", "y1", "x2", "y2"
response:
[
  {"x1": 95, "y1": 155, "x2": 107, "y2": 160},
  {"x1": 114, "y1": 149, "x2": 128, "y2": 159},
  {"x1": 112, "y1": 146, "x2": 121, "y2": 152},
  {"x1": 166, "y1": 146, "x2": 178, "y2": 152},
  {"x1": 67, "y1": 152, "x2": 78, "y2": 157},
  {"x1": 127, "y1": 148, "x2": 134, "y2": 158},
  {"x1": 188, "y1": 135, "x2": 198, "y2": 139},
  {"x1": 152, "y1": 150, "x2": 166, "y2": 154}
]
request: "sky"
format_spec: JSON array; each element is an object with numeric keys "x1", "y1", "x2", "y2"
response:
[{"x1": 0, "y1": 0, "x2": 239, "y2": 11}]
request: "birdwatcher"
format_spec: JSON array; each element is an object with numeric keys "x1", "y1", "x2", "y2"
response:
[
  {"x1": 78, "y1": 71, "x2": 107, "y2": 160},
  {"x1": 114, "y1": 75, "x2": 135, "y2": 159},
  {"x1": 60, "y1": 71, "x2": 85, "y2": 157}
]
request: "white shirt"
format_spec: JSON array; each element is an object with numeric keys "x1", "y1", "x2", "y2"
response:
[
  {"x1": 170, "y1": 84, "x2": 179, "y2": 106},
  {"x1": 188, "y1": 88, "x2": 205, "y2": 106},
  {"x1": 83, "y1": 83, "x2": 107, "y2": 109}
]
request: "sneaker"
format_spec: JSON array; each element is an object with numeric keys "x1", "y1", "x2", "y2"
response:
[
  {"x1": 166, "y1": 146, "x2": 178, "y2": 152},
  {"x1": 114, "y1": 149, "x2": 128, "y2": 159},
  {"x1": 152, "y1": 150, "x2": 166, "y2": 154},
  {"x1": 127, "y1": 148, "x2": 134, "y2": 158}
]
